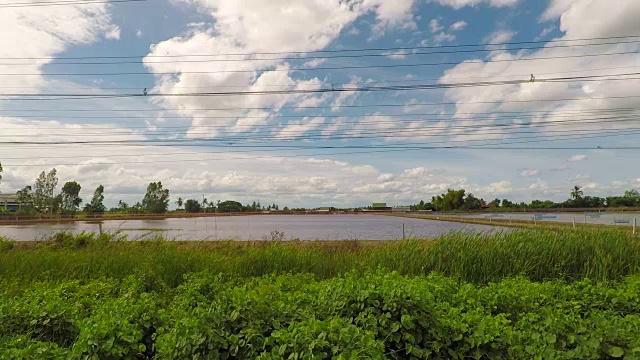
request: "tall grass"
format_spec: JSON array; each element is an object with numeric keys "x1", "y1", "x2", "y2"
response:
[{"x1": 0, "y1": 228, "x2": 638, "y2": 286}]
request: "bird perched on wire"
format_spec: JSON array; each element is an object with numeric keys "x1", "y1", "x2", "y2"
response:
[
  {"x1": 530, "y1": 74, "x2": 535, "y2": 83},
  {"x1": 143, "y1": 88, "x2": 148, "y2": 96}
]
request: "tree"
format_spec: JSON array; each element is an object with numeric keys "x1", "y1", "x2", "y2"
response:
[
  {"x1": 488, "y1": 198, "x2": 501, "y2": 207},
  {"x1": 570, "y1": 185, "x2": 583, "y2": 200},
  {"x1": 33, "y1": 169, "x2": 58, "y2": 214},
  {"x1": 87, "y1": 185, "x2": 106, "y2": 213},
  {"x1": 462, "y1": 193, "x2": 484, "y2": 210},
  {"x1": 624, "y1": 189, "x2": 640, "y2": 206},
  {"x1": 432, "y1": 189, "x2": 466, "y2": 211},
  {"x1": 116, "y1": 200, "x2": 129, "y2": 212},
  {"x1": 60, "y1": 181, "x2": 82, "y2": 214},
  {"x1": 184, "y1": 199, "x2": 202, "y2": 213},
  {"x1": 141, "y1": 182, "x2": 170, "y2": 213},
  {"x1": 175, "y1": 197, "x2": 184, "y2": 210},
  {"x1": 501, "y1": 199, "x2": 514, "y2": 208},
  {"x1": 16, "y1": 185, "x2": 33, "y2": 212},
  {"x1": 217, "y1": 200, "x2": 244, "y2": 212}
]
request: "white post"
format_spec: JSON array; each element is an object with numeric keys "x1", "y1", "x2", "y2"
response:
[
  {"x1": 509, "y1": 216, "x2": 512, "y2": 224},
  {"x1": 634, "y1": 218, "x2": 637, "y2": 235},
  {"x1": 572, "y1": 216, "x2": 576, "y2": 229},
  {"x1": 584, "y1": 214, "x2": 587, "y2": 224},
  {"x1": 533, "y1": 215, "x2": 536, "y2": 225}
]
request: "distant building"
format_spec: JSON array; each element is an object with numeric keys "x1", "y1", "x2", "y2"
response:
[
  {"x1": 0, "y1": 193, "x2": 20, "y2": 212},
  {"x1": 392, "y1": 206, "x2": 411, "y2": 213},
  {"x1": 316, "y1": 207, "x2": 332, "y2": 212},
  {"x1": 369, "y1": 203, "x2": 392, "y2": 212}
]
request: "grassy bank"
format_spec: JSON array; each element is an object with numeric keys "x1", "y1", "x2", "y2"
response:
[
  {"x1": 1, "y1": 228, "x2": 639, "y2": 285},
  {"x1": 2, "y1": 228, "x2": 640, "y2": 359}
]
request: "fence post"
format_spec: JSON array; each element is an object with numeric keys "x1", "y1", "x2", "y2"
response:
[
  {"x1": 572, "y1": 216, "x2": 576, "y2": 229},
  {"x1": 584, "y1": 214, "x2": 588, "y2": 224},
  {"x1": 533, "y1": 215, "x2": 536, "y2": 225},
  {"x1": 634, "y1": 218, "x2": 637, "y2": 235},
  {"x1": 509, "y1": 216, "x2": 512, "y2": 224},
  {"x1": 402, "y1": 223, "x2": 405, "y2": 240}
]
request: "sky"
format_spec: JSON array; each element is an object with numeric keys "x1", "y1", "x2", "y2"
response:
[{"x1": 0, "y1": 0, "x2": 639, "y2": 208}]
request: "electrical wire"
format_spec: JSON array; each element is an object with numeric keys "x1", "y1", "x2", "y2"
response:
[
  {"x1": 3, "y1": 34, "x2": 639, "y2": 60},
  {"x1": 1, "y1": 114, "x2": 638, "y2": 145},
  {"x1": 3, "y1": 95, "x2": 637, "y2": 112},
  {"x1": 3, "y1": 130, "x2": 639, "y2": 167},
  {"x1": 3, "y1": 40, "x2": 639, "y2": 66},
  {"x1": 1, "y1": 51, "x2": 638, "y2": 77},
  {"x1": 3, "y1": 72, "x2": 639, "y2": 100},
  {"x1": 0, "y1": 0, "x2": 145, "y2": 8}
]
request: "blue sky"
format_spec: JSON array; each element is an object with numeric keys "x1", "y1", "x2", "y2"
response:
[{"x1": 0, "y1": 0, "x2": 639, "y2": 208}]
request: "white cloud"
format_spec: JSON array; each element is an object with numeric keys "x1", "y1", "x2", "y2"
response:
[
  {"x1": 105, "y1": 26, "x2": 121, "y2": 40},
  {"x1": 429, "y1": 18, "x2": 443, "y2": 33},
  {"x1": 520, "y1": 169, "x2": 539, "y2": 177},
  {"x1": 568, "y1": 154, "x2": 587, "y2": 162},
  {"x1": 477, "y1": 181, "x2": 513, "y2": 195},
  {"x1": 144, "y1": 0, "x2": 425, "y2": 137},
  {"x1": 449, "y1": 20, "x2": 468, "y2": 31},
  {"x1": 433, "y1": 32, "x2": 456, "y2": 44},
  {"x1": 484, "y1": 30, "x2": 516, "y2": 43},
  {"x1": 382, "y1": 50, "x2": 408, "y2": 59},
  {"x1": 136, "y1": 29, "x2": 144, "y2": 38},
  {"x1": 0, "y1": 3, "x2": 117, "y2": 90},
  {"x1": 436, "y1": 1, "x2": 640, "y2": 147},
  {"x1": 431, "y1": 0, "x2": 519, "y2": 10},
  {"x1": 363, "y1": 0, "x2": 419, "y2": 37}
]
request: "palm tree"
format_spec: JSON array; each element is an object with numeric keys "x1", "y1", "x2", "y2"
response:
[
  {"x1": 175, "y1": 197, "x2": 183, "y2": 209},
  {"x1": 570, "y1": 185, "x2": 583, "y2": 200}
]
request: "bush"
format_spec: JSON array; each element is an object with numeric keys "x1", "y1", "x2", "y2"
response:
[{"x1": 0, "y1": 236, "x2": 14, "y2": 252}]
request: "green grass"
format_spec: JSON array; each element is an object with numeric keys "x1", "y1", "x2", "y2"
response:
[
  {"x1": 3, "y1": 228, "x2": 640, "y2": 358},
  {"x1": 1, "y1": 228, "x2": 638, "y2": 286}
]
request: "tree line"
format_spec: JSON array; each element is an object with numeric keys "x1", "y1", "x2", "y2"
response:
[
  {"x1": 0, "y1": 165, "x2": 282, "y2": 215},
  {"x1": 412, "y1": 186, "x2": 640, "y2": 212}
]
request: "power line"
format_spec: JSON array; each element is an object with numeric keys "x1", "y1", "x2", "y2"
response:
[
  {"x1": 3, "y1": 131, "x2": 639, "y2": 167},
  {"x1": 2, "y1": 65, "x2": 639, "y2": 91},
  {"x1": 3, "y1": 113, "x2": 639, "y2": 139},
  {"x1": 1, "y1": 50, "x2": 637, "y2": 77},
  {"x1": 3, "y1": 127, "x2": 638, "y2": 156},
  {"x1": 3, "y1": 40, "x2": 639, "y2": 66},
  {"x1": 3, "y1": 95, "x2": 637, "y2": 112},
  {"x1": 3, "y1": 72, "x2": 639, "y2": 100},
  {"x1": 0, "y1": 0, "x2": 145, "y2": 8},
  {"x1": 3, "y1": 34, "x2": 639, "y2": 60},
  {"x1": 2, "y1": 114, "x2": 638, "y2": 145},
  {"x1": 5, "y1": 107, "x2": 637, "y2": 123}
]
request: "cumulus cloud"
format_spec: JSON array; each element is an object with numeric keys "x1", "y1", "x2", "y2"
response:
[
  {"x1": 105, "y1": 26, "x2": 121, "y2": 40},
  {"x1": 431, "y1": 0, "x2": 519, "y2": 10},
  {"x1": 429, "y1": 18, "x2": 443, "y2": 33},
  {"x1": 484, "y1": 30, "x2": 516, "y2": 43},
  {"x1": 450, "y1": 21, "x2": 468, "y2": 31},
  {"x1": 0, "y1": 3, "x2": 117, "y2": 91},
  {"x1": 436, "y1": 1, "x2": 640, "y2": 145},
  {"x1": 432, "y1": 32, "x2": 457, "y2": 44},
  {"x1": 143, "y1": 0, "x2": 428, "y2": 137}
]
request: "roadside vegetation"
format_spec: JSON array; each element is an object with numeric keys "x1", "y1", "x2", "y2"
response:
[{"x1": 2, "y1": 216, "x2": 640, "y2": 358}]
